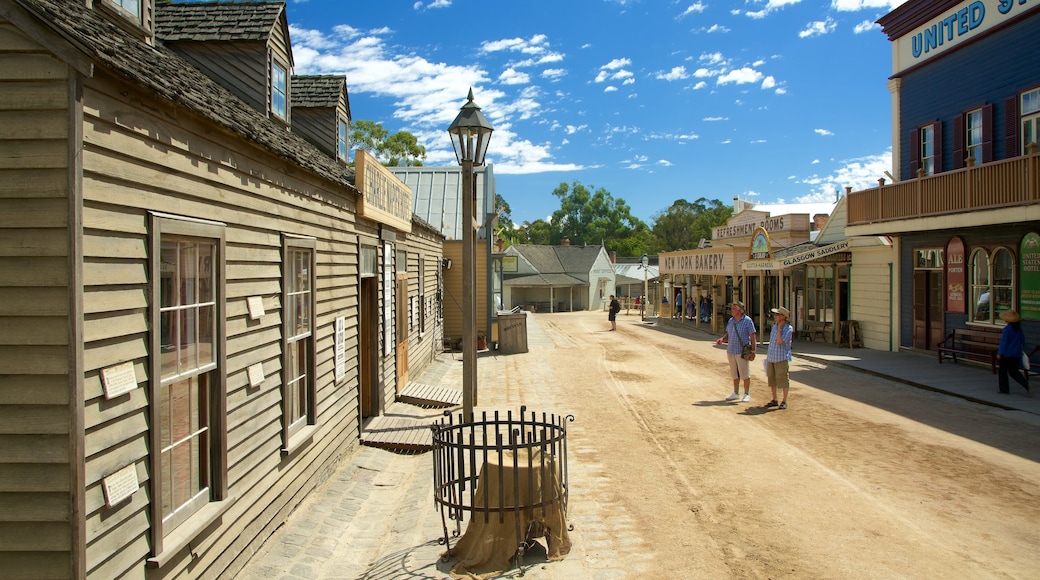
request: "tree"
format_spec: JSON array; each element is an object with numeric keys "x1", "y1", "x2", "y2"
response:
[
  {"x1": 650, "y1": 198, "x2": 732, "y2": 252},
  {"x1": 549, "y1": 181, "x2": 649, "y2": 254},
  {"x1": 493, "y1": 193, "x2": 517, "y2": 248},
  {"x1": 349, "y1": 120, "x2": 426, "y2": 167},
  {"x1": 514, "y1": 219, "x2": 553, "y2": 245}
]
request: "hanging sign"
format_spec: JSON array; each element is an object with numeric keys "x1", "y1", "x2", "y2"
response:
[
  {"x1": 946, "y1": 236, "x2": 966, "y2": 313},
  {"x1": 1019, "y1": 232, "x2": 1040, "y2": 320},
  {"x1": 749, "y1": 227, "x2": 771, "y2": 260}
]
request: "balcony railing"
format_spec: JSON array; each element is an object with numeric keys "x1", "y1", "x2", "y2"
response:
[{"x1": 847, "y1": 146, "x2": 1040, "y2": 227}]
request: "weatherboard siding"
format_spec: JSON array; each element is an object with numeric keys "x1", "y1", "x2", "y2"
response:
[
  {"x1": 78, "y1": 68, "x2": 365, "y2": 579},
  {"x1": 0, "y1": 18, "x2": 76, "y2": 579}
]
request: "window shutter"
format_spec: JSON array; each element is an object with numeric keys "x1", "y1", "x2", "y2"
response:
[
  {"x1": 981, "y1": 103, "x2": 994, "y2": 163},
  {"x1": 952, "y1": 114, "x2": 964, "y2": 169},
  {"x1": 933, "y1": 121, "x2": 943, "y2": 173},
  {"x1": 1005, "y1": 95, "x2": 1020, "y2": 158},
  {"x1": 909, "y1": 127, "x2": 920, "y2": 177}
]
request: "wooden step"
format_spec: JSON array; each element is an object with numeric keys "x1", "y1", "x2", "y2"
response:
[{"x1": 398, "y1": 381, "x2": 463, "y2": 408}]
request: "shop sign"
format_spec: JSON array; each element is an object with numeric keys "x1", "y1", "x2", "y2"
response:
[
  {"x1": 749, "y1": 227, "x2": 771, "y2": 260},
  {"x1": 779, "y1": 240, "x2": 850, "y2": 267},
  {"x1": 1019, "y1": 232, "x2": 1040, "y2": 320},
  {"x1": 661, "y1": 251, "x2": 731, "y2": 274},
  {"x1": 946, "y1": 236, "x2": 966, "y2": 313},
  {"x1": 714, "y1": 214, "x2": 799, "y2": 240},
  {"x1": 356, "y1": 149, "x2": 413, "y2": 233}
]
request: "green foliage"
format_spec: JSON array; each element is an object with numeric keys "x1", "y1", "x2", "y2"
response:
[
  {"x1": 548, "y1": 181, "x2": 649, "y2": 253},
  {"x1": 493, "y1": 194, "x2": 516, "y2": 249},
  {"x1": 349, "y1": 120, "x2": 426, "y2": 167},
  {"x1": 650, "y1": 198, "x2": 732, "y2": 252}
]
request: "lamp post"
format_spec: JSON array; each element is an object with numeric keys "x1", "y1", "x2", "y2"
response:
[
  {"x1": 640, "y1": 253, "x2": 649, "y2": 321},
  {"x1": 447, "y1": 88, "x2": 494, "y2": 422}
]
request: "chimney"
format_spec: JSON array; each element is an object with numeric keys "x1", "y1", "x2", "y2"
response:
[
  {"x1": 560, "y1": 237, "x2": 570, "y2": 246},
  {"x1": 813, "y1": 214, "x2": 830, "y2": 231},
  {"x1": 609, "y1": 251, "x2": 616, "y2": 264}
]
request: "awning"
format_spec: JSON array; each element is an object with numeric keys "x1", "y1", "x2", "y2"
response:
[{"x1": 741, "y1": 239, "x2": 852, "y2": 271}]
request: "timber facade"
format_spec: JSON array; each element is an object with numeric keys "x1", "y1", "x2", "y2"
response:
[{"x1": 0, "y1": 0, "x2": 443, "y2": 578}]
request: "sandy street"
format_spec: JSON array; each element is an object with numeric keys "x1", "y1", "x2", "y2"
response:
[{"x1": 525, "y1": 311, "x2": 1040, "y2": 579}]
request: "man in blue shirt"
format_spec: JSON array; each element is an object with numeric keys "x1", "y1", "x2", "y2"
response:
[
  {"x1": 715, "y1": 301, "x2": 757, "y2": 402},
  {"x1": 765, "y1": 306, "x2": 794, "y2": 409}
]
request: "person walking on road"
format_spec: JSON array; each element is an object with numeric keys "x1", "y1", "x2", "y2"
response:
[
  {"x1": 996, "y1": 309, "x2": 1030, "y2": 396},
  {"x1": 608, "y1": 294, "x2": 621, "y2": 331},
  {"x1": 716, "y1": 301, "x2": 756, "y2": 402},
  {"x1": 765, "y1": 306, "x2": 794, "y2": 410}
]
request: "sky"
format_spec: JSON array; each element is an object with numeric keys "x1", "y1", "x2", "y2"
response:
[{"x1": 286, "y1": 0, "x2": 909, "y2": 225}]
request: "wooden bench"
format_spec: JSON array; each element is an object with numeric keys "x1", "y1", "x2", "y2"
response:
[
  {"x1": 936, "y1": 327, "x2": 1001, "y2": 373},
  {"x1": 799, "y1": 321, "x2": 829, "y2": 342}
]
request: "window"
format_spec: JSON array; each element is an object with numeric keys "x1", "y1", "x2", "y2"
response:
[
  {"x1": 1023, "y1": 88, "x2": 1040, "y2": 152},
  {"x1": 920, "y1": 124, "x2": 935, "y2": 176},
  {"x1": 966, "y1": 108, "x2": 982, "y2": 163},
  {"x1": 149, "y1": 214, "x2": 227, "y2": 559},
  {"x1": 418, "y1": 255, "x2": 426, "y2": 336},
  {"x1": 117, "y1": 0, "x2": 139, "y2": 17},
  {"x1": 283, "y1": 237, "x2": 316, "y2": 447},
  {"x1": 271, "y1": 60, "x2": 287, "y2": 120},
  {"x1": 971, "y1": 247, "x2": 1015, "y2": 324},
  {"x1": 338, "y1": 118, "x2": 349, "y2": 162}
]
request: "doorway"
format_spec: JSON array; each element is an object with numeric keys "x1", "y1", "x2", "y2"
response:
[
  {"x1": 913, "y1": 270, "x2": 944, "y2": 350},
  {"x1": 395, "y1": 276, "x2": 409, "y2": 391},
  {"x1": 359, "y1": 276, "x2": 380, "y2": 418}
]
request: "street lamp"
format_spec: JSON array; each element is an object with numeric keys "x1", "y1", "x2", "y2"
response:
[
  {"x1": 447, "y1": 88, "x2": 494, "y2": 422},
  {"x1": 640, "y1": 253, "x2": 649, "y2": 321}
]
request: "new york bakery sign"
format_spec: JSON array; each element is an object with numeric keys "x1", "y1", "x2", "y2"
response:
[{"x1": 893, "y1": 0, "x2": 1034, "y2": 73}]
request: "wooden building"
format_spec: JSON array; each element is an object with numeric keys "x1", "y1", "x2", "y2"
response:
[
  {"x1": 0, "y1": 0, "x2": 442, "y2": 578},
  {"x1": 846, "y1": 0, "x2": 1040, "y2": 352},
  {"x1": 502, "y1": 243, "x2": 616, "y2": 313}
]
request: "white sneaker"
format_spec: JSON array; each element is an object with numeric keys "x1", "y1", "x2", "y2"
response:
[
  {"x1": 741, "y1": 394, "x2": 751, "y2": 403},
  {"x1": 725, "y1": 392, "x2": 740, "y2": 401}
]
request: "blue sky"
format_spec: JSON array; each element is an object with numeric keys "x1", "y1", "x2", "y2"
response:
[{"x1": 287, "y1": 0, "x2": 908, "y2": 224}]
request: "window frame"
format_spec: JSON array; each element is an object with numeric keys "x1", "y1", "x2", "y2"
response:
[
  {"x1": 281, "y1": 235, "x2": 317, "y2": 453},
  {"x1": 965, "y1": 108, "x2": 983, "y2": 164},
  {"x1": 1022, "y1": 88, "x2": 1040, "y2": 153},
  {"x1": 271, "y1": 58, "x2": 288, "y2": 120},
  {"x1": 147, "y1": 213, "x2": 228, "y2": 564},
  {"x1": 970, "y1": 246, "x2": 1016, "y2": 325},
  {"x1": 337, "y1": 116, "x2": 349, "y2": 162},
  {"x1": 920, "y1": 124, "x2": 935, "y2": 176}
]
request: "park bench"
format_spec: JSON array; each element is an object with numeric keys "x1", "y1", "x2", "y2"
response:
[
  {"x1": 936, "y1": 326, "x2": 1002, "y2": 373},
  {"x1": 799, "y1": 320, "x2": 830, "y2": 342}
]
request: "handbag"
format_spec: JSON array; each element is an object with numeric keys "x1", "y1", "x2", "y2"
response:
[
  {"x1": 735, "y1": 322, "x2": 754, "y2": 359},
  {"x1": 1022, "y1": 351, "x2": 1031, "y2": 371}
]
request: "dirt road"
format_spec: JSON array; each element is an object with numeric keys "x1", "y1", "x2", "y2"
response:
[{"x1": 531, "y1": 311, "x2": 1040, "y2": 579}]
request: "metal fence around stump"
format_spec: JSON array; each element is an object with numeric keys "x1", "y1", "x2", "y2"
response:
[{"x1": 431, "y1": 407, "x2": 574, "y2": 574}]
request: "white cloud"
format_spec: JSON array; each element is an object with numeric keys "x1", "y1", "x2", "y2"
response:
[
  {"x1": 775, "y1": 87, "x2": 788, "y2": 95},
  {"x1": 815, "y1": 128, "x2": 834, "y2": 136},
  {"x1": 703, "y1": 116, "x2": 728, "y2": 121},
  {"x1": 498, "y1": 68, "x2": 530, "y2": 85},
  {"x1": 680, "y1": 2, "x2": 706, "y2": 17},
  {"x1": 812, "y1": 159, "x2": 820, "y2": 164},
  {"x1": 751, "y1": 139, "x2": 767, "y2": 144},
  {"x1": 853, "y1": 20, "x2": 879, "y2": 34},
  {"x1": 706, "y1": 24, "x2": 731, "y2": 33},
  {"x1": 717, "y1": 67, "x2": 763, "y2": 85},
  {"x1": 799, "y1": 18, "x2": 838, "y2": 38},
  {"x1": 693, "y1": 81, "x2": 709, "y2": 90},
  {"x1": 721, "y1": 138, "x2": 732, "y2": 144},
  {"x1": 542, "y1": 68, "x2": 567, "y2": 80},
  {"x1": 564, "y1": 124, "x2": 587, "y2": 134},
  {"x1": 761, "y1": 76, "x2": 776, "y2": 89},
  {"x1": 604, "y1": 85, "x2": 619, "y2": 92},
  {"x1": 831, "y1": 0, "x2": 909, "y2": 11},
  {"x1": 796, "y1": 149, "x2": 893, "y2": 201},
  {"x1": 623, "y1": 78, "x2": 636, "y2": 85},
  {"x1": 601, "y1": 57, "x2": 632, "y2": 70},
  {"x1": 656, "y1": 66, "x2": 690, "y2": 81},
  {"x1": 745, "y1": 0, "x2": 803, "y2": 19}
]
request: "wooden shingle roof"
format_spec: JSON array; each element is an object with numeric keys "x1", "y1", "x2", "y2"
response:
[
  {"x1": 15, "y1": 0, "x2": 356, "y2": 194},
  {"x1": 291, "y1": 75, "x2": 345, "y2": 109},
  {"x1": 155, "y1": 0, "x2": 285, "y2": 42}
]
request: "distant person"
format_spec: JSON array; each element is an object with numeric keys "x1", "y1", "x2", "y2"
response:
[
  {"x1": 765, "y1": 306, "x2": 794, "y2": 410},
  {"x1": 996, "y1": 309, "x2": 1030, "y2": 396},
  {"x1": 608, "y1": 294, "x2": 621, "y2": 331},
  {"x1": 674, "y1": 290, "x2": 682, "y2": 318},
  {"x1": 715, "y1": 301, "x2": 757, "y2": 402}
]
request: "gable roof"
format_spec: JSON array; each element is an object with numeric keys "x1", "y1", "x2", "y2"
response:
[
  {"x1": 509, "y1": 244, "x2": 605, "y2": 275},
  {"x1": 14, "y1": 0, "x2": 355, "y2": 194},
  {"x1": 292, "y1": 75, "x2": 346, "y2": 109},
  {"x1": 155, "y1": 0, "x2": 286, "y2": 43},
  {"x1": 391, "y1": 166, "x2": 494, "y2": 240}
]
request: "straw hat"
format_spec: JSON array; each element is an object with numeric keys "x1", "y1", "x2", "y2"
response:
[
  {"x1": 771, "y1": 306, "x2": 790, "y2": 317},
  {"x1": 730, "y1": 301, "x2": 745, "y2": 311},
  {"x1": 1000, "y1": 309, "x2": 1021, "y2": 322}
]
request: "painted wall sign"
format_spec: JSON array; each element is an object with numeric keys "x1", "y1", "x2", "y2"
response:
[
  {"x1": 891, "y1": 0, "x2": 1034, "y2": 73},
  {"x1": 383, "y1": 241, "x2": 393, "y2": 356},
  {"x1": 660, "y1": 250, "x2": 734, "y2": 275},
  {"x1": 356, "y1": 149, "x2": 413, "y2": 233},
  {"x1": 714, "y1": 215, "x2": 794, "y2": 240},
  {"x1": 946, "y1": 236, "x2": 966, "y2": 313},
  {"x1": 102, "y1": 463, "x2": 139, "y2": 508},
  {"x1": 1019, "y1": 232, "x2": 1040, "y2": 320},
  {"x1": 101, "y1": 361, "x2": 138, "y2": 400}
]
